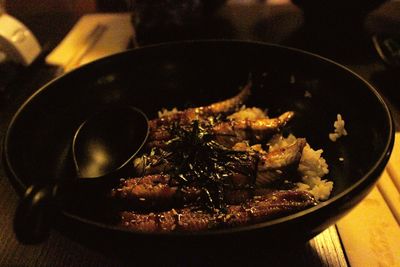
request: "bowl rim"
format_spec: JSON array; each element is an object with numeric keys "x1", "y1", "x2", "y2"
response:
[{"x1": 2, "y1": 39, "x2": 395, "y2": 237}]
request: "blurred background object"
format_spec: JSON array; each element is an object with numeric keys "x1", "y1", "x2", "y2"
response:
[
  {"x1": 128, "y1": 0, "x2": 229, "y2": 45},
  {"x1": 0, "y1": 0, "x2": 41, "y2": 106},
  {"x1": 367, "y1": 0, "x2": 400, "y2": 36},
  {"x1": 0, "y1": 13, "x2": 41, "y2": 66},
  {"x1": 45, "y1": 13, "x2": 134, "y2": 73},
  {"x1": 288, "y1": 0, "x2": 388, "y2": 62},
  {"x1": 4, "y1": 0, "x2": 96, "y2": 51}
]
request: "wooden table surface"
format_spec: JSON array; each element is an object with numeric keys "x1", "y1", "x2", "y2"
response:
[{"x1": 1, "y1": 2, "x2": 399, "y2": 266}]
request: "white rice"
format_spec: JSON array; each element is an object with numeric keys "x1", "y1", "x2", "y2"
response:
[
  {"x1": 158, "y1": 107, "x2": 179, "y2": 118},
  {"x1": 269, "y1": 134, "x2": 333, "y2": 201},
  {"x1": 297, "y1": 144, "x2": 332, "y2": 201},
  {"x1": 268, "y1": 134, "x2": 297, "y2": 151},
  {"x1": 329, "y1": 114, "x2": 347, "y2": 142},
  {"x1": 227, "y1": 106, "x2": 267, "y2": 121}
]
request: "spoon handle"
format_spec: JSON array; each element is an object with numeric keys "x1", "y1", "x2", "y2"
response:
[{"x1": 13, "y1": 183, "x2": 59, "y2": 244}]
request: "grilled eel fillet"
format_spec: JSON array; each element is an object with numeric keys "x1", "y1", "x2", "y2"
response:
[
  {"x1": 148, "y1": 111, "x2": 294, "y2": 149},
  {"x1": 149, "y1": 81, "x2": 251, "y2": 130},
  {"x1": 119, "y1": 190, "x2": 317, "y2": 232},
  {"x1": 112, "y1": 139, "x2": 306, "y2": 208}
]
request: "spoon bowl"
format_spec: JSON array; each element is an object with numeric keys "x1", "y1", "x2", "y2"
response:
[{"x1": 73, "y1": 106, "x2": 149, "y2": 179}]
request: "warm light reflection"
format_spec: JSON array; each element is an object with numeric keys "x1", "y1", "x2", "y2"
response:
[
  {"x1": 227, "y1": 0, "x2": 290, "y2": 5},
  {"x1": 82, "y1": 142, "x2": 110, "y2": 177},
  {"x1": 91, "y1": 147, "x2": 108, "y2": 165},
  {"x1": 267, "y1": 0, "x2": 291, "y2": 5}
]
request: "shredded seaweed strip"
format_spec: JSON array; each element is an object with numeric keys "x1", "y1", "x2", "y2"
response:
[{"x1": 149, "y1": 120, "x2": 257, "y2": 211}]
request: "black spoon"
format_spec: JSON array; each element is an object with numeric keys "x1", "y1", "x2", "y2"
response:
[
  {"x1": 72, "y1": 106, "x2": 149, "y2": 179},
  {"x1": 14, "y1": 106, "x2": 149, "y2": 244}
]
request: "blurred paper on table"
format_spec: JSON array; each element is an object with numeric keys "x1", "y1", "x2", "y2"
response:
[
  {"x1": 336, "y1": 132, "x2": 400, "y2": 267},
  {"x1": 45, "y1": 13, "x2": 134, "y2": 71},
  {"x1": 386, "y1": 132, "x2": 400, "y2": 192},
  {"x1": 378, "y1": 132, "x2": 400, "y2": 225},
  {"x1": 337, "y1": 186, "x2": 400, "y2": 267}
]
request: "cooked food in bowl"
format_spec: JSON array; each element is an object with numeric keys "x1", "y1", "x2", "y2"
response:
[
  {"x1": 4, "y1": 40, "x2": 393, "y2": 247},
  {"x1": 111, "y1": 82, "x2": 335, "y2": 232}
]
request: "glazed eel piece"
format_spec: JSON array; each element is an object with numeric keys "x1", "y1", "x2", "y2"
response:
[
  {"x1": 149, "y1": 81, "x2": 252, "y2": 130},
  {"x1": 111, "y1": 173, "x2": 255, "y2": 208},
  {"x1": 213, "y1": 111, "x2": 294, "y2": 148},
  {"x1": 113, "y1": 139, "x2": 306, "y2": 206},
  {"x1": 111, "y1": 174, "x2": 203, "y2": 208},
  {"x1": 148, "y1": 111, "x2": 294, "y2": 149},
  {"x1": 119, "y1": 190, "x2": 317, "y2": 232}
]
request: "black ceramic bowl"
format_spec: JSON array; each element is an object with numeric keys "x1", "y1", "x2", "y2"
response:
[{"x1": 3, "y1": 40, "x2": 394, "y2": 255}]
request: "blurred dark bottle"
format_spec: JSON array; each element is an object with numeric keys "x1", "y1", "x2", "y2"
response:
[
  {"x1": 127, "y1": 0, "x2": 228, "y2": 45},
  {"x1": 290, "y1": 0, "x2": 388, "y2": 60}
]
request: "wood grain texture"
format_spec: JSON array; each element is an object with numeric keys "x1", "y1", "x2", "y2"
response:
[
  {"x1": 386, "y1": 133, "x2": 400, "y2": 193},
  {"x1": 337, "y1": 187, "x2": 400, "y2": 267},
  {"x1": 337, "y1": 133, "x2": 400, "y2": 267},
  {"x1": 309, "y1": 226, "x2": 348, "y2": 267},
  {"x1": 377, "y1": 171, "x2": 400, "y2": 224}
]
